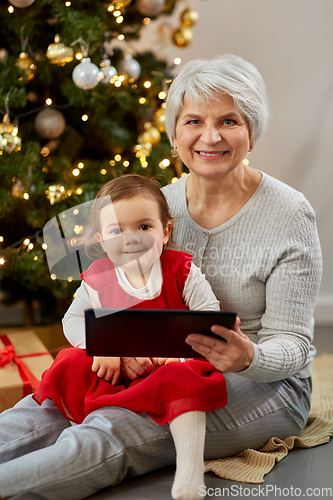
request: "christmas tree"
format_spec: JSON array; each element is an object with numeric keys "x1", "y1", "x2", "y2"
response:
[{"x1": 0, "y1": 0, "x2": 198, "y2": 325}]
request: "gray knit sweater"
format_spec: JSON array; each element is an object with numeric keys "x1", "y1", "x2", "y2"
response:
[{"x1": 162, "y1": 172, "x2": 322, "y2": 383}]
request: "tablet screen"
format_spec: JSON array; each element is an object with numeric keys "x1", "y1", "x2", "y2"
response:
[{"x1": 85, "y1": 309, "x2": 237, "y2": 358}]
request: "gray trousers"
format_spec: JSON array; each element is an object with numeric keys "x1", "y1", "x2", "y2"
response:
[{"x1": 0, "y1": 373, "x2": 311, "y2": 500}]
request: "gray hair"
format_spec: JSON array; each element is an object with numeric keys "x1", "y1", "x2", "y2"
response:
[{"x1": 165, "y1": 54, "x2": 269, "y2": 145}]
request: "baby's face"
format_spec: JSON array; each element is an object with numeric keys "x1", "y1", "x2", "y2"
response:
[{"x1": 97, "y1": 195, "x2": 170, "y2": 276}]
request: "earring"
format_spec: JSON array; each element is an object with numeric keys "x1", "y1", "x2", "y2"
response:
[{"x1": 174, "y1": 146, "x2": 177, "y2": 150}]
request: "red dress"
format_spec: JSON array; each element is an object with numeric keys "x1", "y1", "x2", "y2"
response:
[{"x1": 33, "y1": 250, "x2": 227, "y2": 424}]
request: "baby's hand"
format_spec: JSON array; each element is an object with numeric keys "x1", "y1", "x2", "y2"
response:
[
  {"x1": 151, "y1": 358, "x2": 181, "y2": 366},
  {"x1": 92, "y1": 356, "x2": 120, "y2": 385}
]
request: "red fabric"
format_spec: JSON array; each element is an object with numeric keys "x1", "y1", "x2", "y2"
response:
[
  {"x1": 33, "y1": 347, "x2": 227, "y2": 424},
  {"x1": 80, "y1": 249, "x2": 192, "y2": 310},
  {"x1": 33, "y1": 250, "x2": 228, "y2": 423}
]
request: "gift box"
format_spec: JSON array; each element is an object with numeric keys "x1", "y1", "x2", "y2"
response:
[{"x1": 0, "y1": 330, "x2": 54, "y2": 413}]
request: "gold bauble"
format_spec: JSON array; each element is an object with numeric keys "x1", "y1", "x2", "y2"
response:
[
  {"x1": 46, "y1": 35, "x2": 74, "y2": 66},
  {"x1": 180, "y1": 7, "x2": 199, "y2": 27},
  {"x1": 154, "y1": 105, "x2": 166, "y2": 132},
  {"x1": 0, "y1": 132, "x2": 22, "y2": 153},
  {"x1": 16, "y1": 52, "x2": 36, "y2": 82},
  {"x1": 109, "y1": 0, "x2": 132, "y2": 7},
  {"x1": 141, "y1": 125, "x2": 161, "y2": 146},
  {"x1": 172, "y1": 26, "x2": 193, "y2": 48}
]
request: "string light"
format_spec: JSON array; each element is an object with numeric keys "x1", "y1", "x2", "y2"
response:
[
  {"x1": 0, "y1": 236, "x2": 3, "y2": 242},
  {"x1": 78, "y1": 162, "x2": 84, "y2": 169},
  {"x1": 75, "y1": 53, "x2": 83, "y2": 60},
  {"x1": 101, "y1": 168, "x2": 107, "y2": 175},
  {"x1": 144, "y1": 81, "x2": 151, "y2": 89},
  {"x1": 171, "y1": 177, "x2": 179, "y2": 183},
  {"x1": 123, "y1": 160, "x2": 130, "y2": 167},
  {"x1": 118, "y1": 34, "x2": 125, "y2": 40},
  {"x1": 46, "y1": 98, "x2": 52, "y2": 105},
  {"x1": 65, "y1": 1, "x2": 71, "y2": 6},
  {"x1": 116, "y1": 16, "x2": 123, "y2": 23},
  {"x1": 143, "y1": 18, "x2": 151, "y2": 24},
  {"x1": 23, "y1": 193, "x2": 30, "y2": 200},
  {"x1": 81, "y1": 114, "x2": 88, "y2": 121},
  {"x1": 72, "y1": 168, "x2": 80, "y2": 176},
  {"x1": 174, "y1": 57, "x2": 182, "y2": 65},
  {"x1": 8, "y1": 6, "x2": 14, "y2": 13},
  {"x1": 139, "y1": 97, "x2": 146, "y2": 104},
  {"x1": 0, "y1": 258, "x2": 5, "y2": 265},
  {"x1": 158, "y1": 91, "x2": 166, "y2": 100},
  {"x1": 114, "y1": 154, "x2": 122, "y2": 162}
]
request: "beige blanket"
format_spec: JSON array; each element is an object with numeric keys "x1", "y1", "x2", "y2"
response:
[{"x1": 204, "y1": 353, "x2": 333, "y2": 484}]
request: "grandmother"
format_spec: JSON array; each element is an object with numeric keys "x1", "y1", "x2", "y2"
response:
[{"x1": 0, "y1": 55, "x2": 322, "y2": 500}]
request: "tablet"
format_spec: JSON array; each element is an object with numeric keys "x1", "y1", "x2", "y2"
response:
[{"x1": 85, "y1": 309, "x2": 237, "y2": 358}]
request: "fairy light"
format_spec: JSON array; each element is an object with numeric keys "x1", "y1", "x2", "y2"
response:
[
  {"x1": 243, "y1": 158, "x2": 249, "y2": 166},
  {"x1": 174, "y1": 57, "x2": 182, "y2": 65},
  {"x1": 108, "y1": 4, "x2": 115, "y2": 12},
  {"x1": 118, "y1": 75, "x2": 125, "y2": 82},
  {"x1": 78, "y1": 162, "x2": 84, "y2": 169},
  {"x1": 41, "y1": 147, "x2": 50, "y2": 156},
  {"x1": 116, "y1": 16, "x2": 123, "y2": 23},
  {"x1": 114, "y1": 154, "x2": 122, "y2": 162},
  {"x1": 181, "y1": 172, "x2": 188, "y2": 178},
  {"x1": 46, "y1": 98, "x2": 52, "y2": 105},
  {"x1": 23, "y1": 193, "x2": 30, "y2": 200},
  {"x1": 118, "y1": 34, "x2": 125, "y2": 40},
  {"x1": 28, "y1": 243, "x2": 34, "y2": 251},
  {"x1": 75, "y1": 53, "x2": 83, "y2": 60},
  {"x1": 68, "y1": 276, "x2": 73, "y2": 282},
  {"x1": 139, "y1": 97, "x2": 146, "y2": 104},
  {"x1": 72, "y1": 168, "x2": 80, "y2": 176},
  {"x1": 159, "y1": 158, "x2": 170, "y2": 169},
  {"x1": 141, "y1": 161, "x2": 148, "y2": 168},
  {"x1": 73, "y1": 208, "x2": 79, "y2": 215},
  {"x1": 50, "y1": 273, "x2": 57, "y2": 280},
  {"x1": 143, "y1": 17, "x2": 151, "y2": 24},
  {"x1": 113, "y1": 10, "x2": 121, "y2": 16},
  {"x1": 24, "y1": 239, "x2": 30, "y2": 245},
  {"x1": 34, "y1": 256, "x2": 38, "y2": 261},
  {"x1": 0, "y1": 258, "x2": 5, "y2": 265},
  {"x1": 65, "y1": 1, "x2": 71, "y2": 6},
  {"x1": 171, "y1": 177, "x2": 179, "y2": 183},
  {"x1": 144, "y1": 81, "x2": 151, "y2": 89},
  {"x1": 114, "y1": 80, "x2": 122, "y2": 87},
  {"x1": 101, "y1": 169, "x2": 107, "y2": 175},
  {"x1": 109, "y1": 160, "x2": 115, "y2": 166},
  {"x1": 123, "y1": 160, "x2": 130, "y2": 167},
  {"x1": 81, "y1": 114, "x2": 88, "y2": 121},
  {"x1": 76, "y1": 187, "x2": 83, "y2": 195},
  {"x1": 158, "y1": 91, "x2": 166, "y2": 100},
  {"x1": 8, "y1": 6, "x2": 14, "y2": 13},
  {"x1": 0, "y1": 236, "x2": 3, "y2": 242},
  {"x1": 42, "y1": 243, "x2": 47, "y2": 250}
]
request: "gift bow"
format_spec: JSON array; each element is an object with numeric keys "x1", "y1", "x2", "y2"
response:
[{"x1": 0, "y1": 335, "x2": 49, "y2": 397}]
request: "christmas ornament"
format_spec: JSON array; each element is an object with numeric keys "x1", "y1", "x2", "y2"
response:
[
  {"x1": 16, "y1": 52, "x2": 36, "y2": 82},
  {"x1": 0, "y1": 115, "x2": 21, "y2": 153},
  {"x1": 46, "y1": 35, "x2": 74, "y2": 66},
  {"x1": 140, "y1": 123, "x2": 161, "y2": 146},
  {"x1": 154, "y1": 104, "x2": 166, "y2": 132},
  {"x1": 172, "y1": 26, "x2": 193, "y2": 47},
  {"x1": 180, "y1": 7, "x2": 199, "y2": 27},
  {"x1": 109, "y1": 0, "x2": 132, "y2": 7},
  {"x1": 136, "y1": 0, "x2": 165, "y2": 17},
  {"x1": 9, "y1": 0, "x2": 35, "y2": 7},
  {"x1": 117, "y1": 54, "x2": 141, "y2": 81},
  {"x1": 100, "y1": 59, "x2": 117, "y2": 84},
  {"x1": 35, "y1": 108, "x2": 66, "y2": 139},
  {"x1": 72, "y1": 58, "x2": 100, "y2": 90},
  {"x1": 12, "y1": 179, "x2": 25, "y2": 198}
]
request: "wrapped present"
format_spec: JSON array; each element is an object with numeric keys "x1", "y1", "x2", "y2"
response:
[{"x1": 0, "y1": 331, "x2": 54, "y2": 413}]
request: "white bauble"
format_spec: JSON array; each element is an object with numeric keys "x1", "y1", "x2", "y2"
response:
[
  {"x1": 72, "y1": 58, "x2": 100, "y2": 90},
  {"x1": 35, "y1": 108, "x2": 66, "y2": 139},
  {"x1": 9, "y1": 0, "x2": 35, "y2": 7},
  {"x1": 100, "y1": 59, "x2": 117, "y2": 84},
  {"x1": 136, "y1": 0, "x2": 165, "y2": 16},
  {"x1": 117, "y1": 54, "x2": 141, "y2": 80}
]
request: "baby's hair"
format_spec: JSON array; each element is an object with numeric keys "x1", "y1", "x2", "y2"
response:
[{"x1": 84, "y1": 174, "x2": 175, "y2": 258}]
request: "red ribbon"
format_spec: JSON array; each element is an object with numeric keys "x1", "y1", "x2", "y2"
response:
[{"x1": 0, "y1": 335, "x2": 50, "y2": 397}]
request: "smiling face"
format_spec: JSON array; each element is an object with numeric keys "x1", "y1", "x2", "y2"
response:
[
  {"x1": 96, "y1": 195, "x2": 171, "y2": 284},
  {"x1": 174, "y1": 94, "x2": 252, "y2": 180}
]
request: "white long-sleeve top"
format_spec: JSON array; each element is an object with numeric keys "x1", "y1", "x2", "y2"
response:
[
  {"x1": 162, "y1": 171, "x2": 323, "y2": 383},
  {"x1": 63, "y1": 261, "x2": 220, "y2": 349}
]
